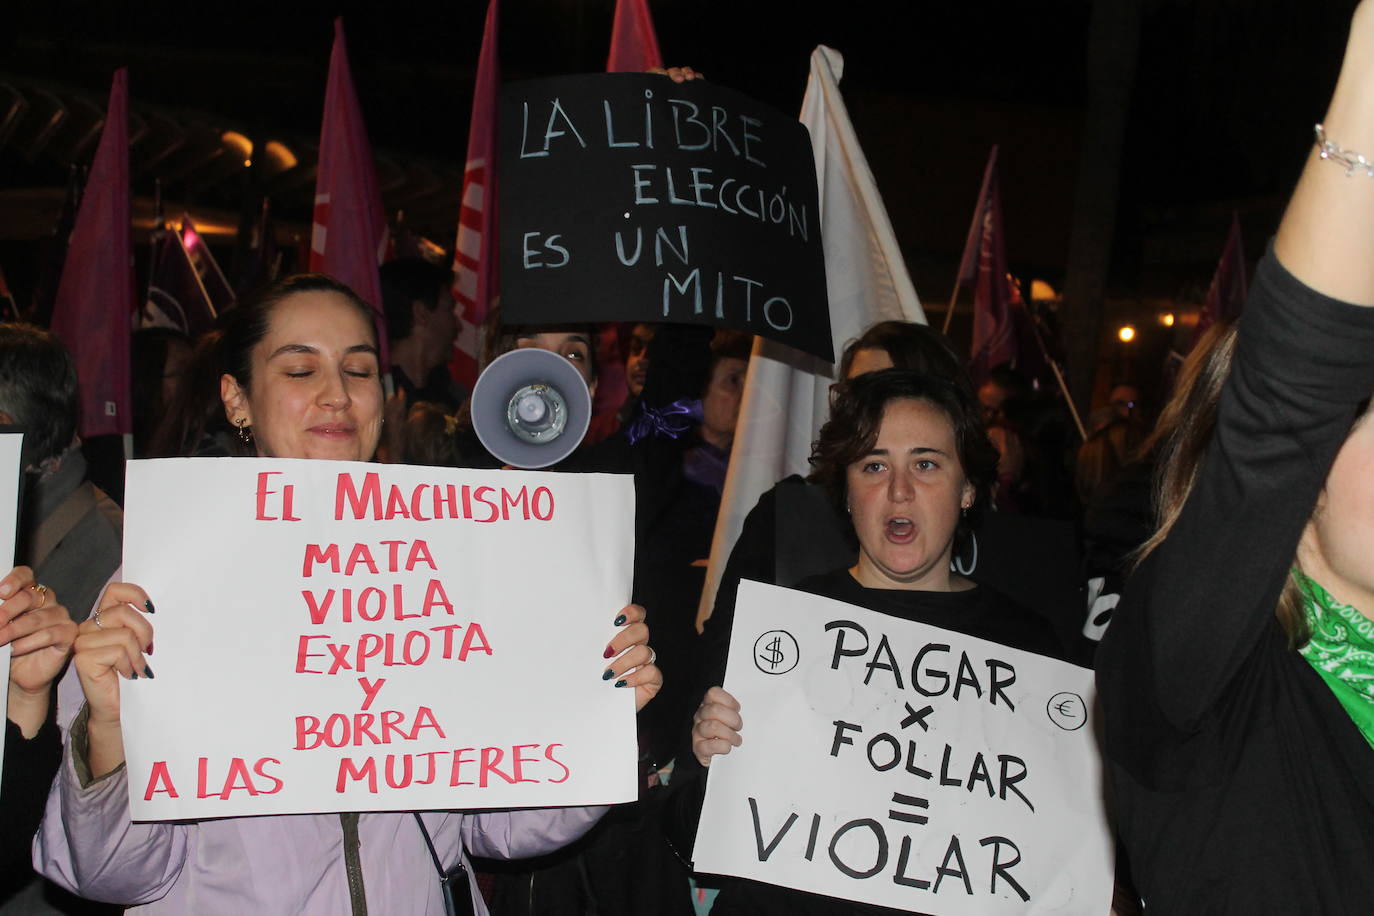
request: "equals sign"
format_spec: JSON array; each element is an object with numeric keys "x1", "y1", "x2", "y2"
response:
[{"x1": 888, "y1": 792, "x2": 929, "y2": 826}]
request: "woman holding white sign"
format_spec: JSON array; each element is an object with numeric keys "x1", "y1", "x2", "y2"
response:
[
  {"x1": 33, "y1": 275, "x2": 661, "y2": 916},
  {"x1": 682, "y1": 369, "x2": 1066, "y2": 914},
  {"x1": 1096, "y1": 5, "x2": 1374, "y2": 912}
]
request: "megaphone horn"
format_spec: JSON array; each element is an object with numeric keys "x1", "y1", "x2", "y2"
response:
[{"x1": 470, "y1": 348, "x2": 592, "y2": 469}]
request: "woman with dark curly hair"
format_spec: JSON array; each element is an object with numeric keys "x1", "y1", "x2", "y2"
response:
[{"x1": 679, "y1": 368, "x2": 1064, "y2": 915}]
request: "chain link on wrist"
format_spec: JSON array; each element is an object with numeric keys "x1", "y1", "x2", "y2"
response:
[{"x1": 1315, "y1": 123, "x2": 1374, "y2": 177}]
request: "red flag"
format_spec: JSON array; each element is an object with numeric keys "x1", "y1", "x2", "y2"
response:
[
  {"x1": 1195, "y1": 213, "x2": 1247, "y2": 343},
  {"x1": 961, "y1": 147, "x2": 1017, "y2": 384},
  {"x1": 607, "y1": 0, "x2": 663, "y2": 72},
  {"x1": 50, "y1": 69, "x2": 133, "y2": 438},
  {"x1": 310, "y1": 18, "x2": 390, "y2": 365},
  {"x1": 449, "y1": 0, "x2": 501, "y2": 389}
]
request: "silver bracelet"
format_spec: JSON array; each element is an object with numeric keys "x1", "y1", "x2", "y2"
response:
[{"x1": 1314, "y1": 123, "x2": 1374, "y2": 177}]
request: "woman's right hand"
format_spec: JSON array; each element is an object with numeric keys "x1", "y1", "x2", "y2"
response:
[
  {"x1": 691, "y1": 686, "x2": 743, "y2": 767},
  {"x1": 73, "y1": 583, "x2": 155, "y2": 728}
]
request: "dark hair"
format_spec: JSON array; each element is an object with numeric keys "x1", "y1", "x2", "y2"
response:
[
  {"x1": 150, "y1": 274, "x2": 378, "y2": 457},
  {"x1": 482, "y1": 302, "x2": 601, "y2": 382},
  {"x1": 808, "y1": 369, "x2": 1000, "y2": 524},
  {"x1": 704, "y1": 329, "x2": 754, "y2": 396},
  {"x1": 839, "y1": 321, "x2": 966, "y2": 391},
  {"x1": 400, "y1": 401, "x2": 460, "y2": 466},
  {"x1": 380, "y1": 258, "x2": 452, "y2": 343},
  {"x1": 710, "y1": 328, "x2": 754, "y2": 366},
  {"x1": 0, "y1": 323, "x2": 79, "y2": 466},
  {"x1": 132, "y1": 327, "x2": 192, "y2": 456}
]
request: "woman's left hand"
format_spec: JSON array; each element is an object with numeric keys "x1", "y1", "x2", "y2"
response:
[{"x1": 604, "y1": 604, "x2": 661, "y2": 712}]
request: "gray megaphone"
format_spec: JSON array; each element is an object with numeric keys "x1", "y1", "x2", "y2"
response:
[{"x1": 469, "y1": 348, "x2": 592, "y2": 468}]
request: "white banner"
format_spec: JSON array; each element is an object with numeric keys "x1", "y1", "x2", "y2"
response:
[
  {"x1": 0, "y1": 433, "x2": 23, "y2": 791},
  {"x1": 120, "y1": 457, "x2": 637, "y2": 820},
  {"x1": 695, "y1": 580, "x2": 1113, "y2": 914}
]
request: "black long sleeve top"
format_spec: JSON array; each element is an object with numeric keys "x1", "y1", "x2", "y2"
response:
[{"x1": 1096, "y1": 251, "x2": 1374, "y2": 914}]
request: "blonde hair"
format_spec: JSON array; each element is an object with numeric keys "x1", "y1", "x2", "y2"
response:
[{"x1": 1134, "y1": 322, "x2": 1307, "y2": 645}]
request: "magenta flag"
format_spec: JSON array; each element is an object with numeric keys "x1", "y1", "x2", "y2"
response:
[
  {"x1": 51, "y1": 68, "x2": 133, "y2": 438},
  {"x1": 310, "y1": 18, "x2": 389, "y2": 365},
  {"x1": 143, "y1": 222, "x2": 217, "y2": 337},
  {"x1": 450, "y1": 0, "x2": 501, "y2": 390},
  {"x1": 963, "y1": 147, "x2": 1017, "y2": 384},
  {"x1": 607, "y1": 0, "x2": 663, "y2": 73},
  {"x1": 1194, "y1": 212, "x2": 1247, "y2": 344},
  {"x1": 181, "y1": 216, "x2": 235, "y2": 314}
]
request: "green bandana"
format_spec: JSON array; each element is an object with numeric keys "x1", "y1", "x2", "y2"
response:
[{"x1": 1298, "y1": 571, "x2": 1374, "y2": 749}]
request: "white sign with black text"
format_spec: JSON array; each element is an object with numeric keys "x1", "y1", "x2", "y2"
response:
[{"x1": 695, "y1": 580, "x2": 1113, "y2": 914}]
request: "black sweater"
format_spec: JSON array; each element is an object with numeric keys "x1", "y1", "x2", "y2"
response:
[
  {"x1": 1096, "y1": 252, "x2": 1374, "y2": 914},
  {"x1": 1, "y1": 714, "x2": 61, "y2": 900}
]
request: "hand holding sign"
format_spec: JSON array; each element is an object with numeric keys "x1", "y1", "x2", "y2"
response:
[
  {"x1": 71, "y1": 582, "x2": 154, "y2": 779},
  {"x1": 605, "y1": 603, "x2": 662, "y2": 712},
  {"x1": 692, "y1": 685, "x2": 743, "y2": 767},
  {"x1": 2, "y1": 568, "x2": 76, "y2": 738}
]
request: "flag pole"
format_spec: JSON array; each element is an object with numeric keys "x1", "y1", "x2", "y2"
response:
[
  {"x1": 940, "y1": 278, "x2": 961, "y2": 334},
  {"x1": 1018, "y1": 286, "x2": 1088, "y2": 441}
]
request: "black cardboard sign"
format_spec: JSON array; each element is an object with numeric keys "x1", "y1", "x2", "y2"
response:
[{"x1": 499, "y1": 73, "x2": 832, "y2": 361}]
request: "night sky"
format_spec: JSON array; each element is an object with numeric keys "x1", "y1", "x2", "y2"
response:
[{"x1": 0, "y1": 0, "x2": 1361, "y2": 305}]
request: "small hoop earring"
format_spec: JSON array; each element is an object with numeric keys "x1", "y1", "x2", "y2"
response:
[{"x1": 236, "y1": 418, "x2": 253, "y2": 443}]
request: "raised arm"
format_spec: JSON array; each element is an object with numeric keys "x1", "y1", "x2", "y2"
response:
[
  {"x1": 1276, "y1": 2, "x2": 1374, "y2": 303},
  {"x1": 1101, "y1": 3, "x2": 1374, "y2": 735}
]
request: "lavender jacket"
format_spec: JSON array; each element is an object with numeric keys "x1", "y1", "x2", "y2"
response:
[{"x1": 33, "y1": 669, "x2": 607, "y2": 914}]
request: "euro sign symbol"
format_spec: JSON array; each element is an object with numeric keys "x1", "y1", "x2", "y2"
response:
[
  {"x1": 759, "y1": 636, "x2": 785, "y2": 670},
  {"x1": 1053, "y1": 697, "x2": 1079, "y2": 716}
]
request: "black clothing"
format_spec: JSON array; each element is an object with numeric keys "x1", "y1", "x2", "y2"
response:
[
  {"x1": 1097, "y1": 252, "x2": 1374, "y2": 914},
  {"x1": 392, "y1": 363, "x2": 466, "y2": 412},
  {"x1": 669, "y1": 568, "x2": 1064, "y2": 915},
  {"x1": 1, "y1": 715, "x2": 61, "y2": 899}
]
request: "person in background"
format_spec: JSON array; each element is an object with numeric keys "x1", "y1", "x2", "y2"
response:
[
  {"x1": 1, "y1": 570, "x2": 77, "y2": 910},
  {"x1": 625, "y1": 323, "x2": 656, "y2": 404},
  {"x1": 379, "y1": 258, "x2": 463, "y2": 411},
  {"x1": 130, "y1": 328, "x2": 191, "y2": 458},
  {"x1": 0, "y1": 326, "x2": 122, "y2": 916},
  {"x1": 0, "y1": 325, "x2": 122, "y2": 627}
]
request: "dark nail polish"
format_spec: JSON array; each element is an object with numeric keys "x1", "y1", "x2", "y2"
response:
[
  {"x1": 614, "y1": 679, "x2": 627, "y2": 688},
  {"x1": 603, "y1": 644, "x2": 615, "y2": 659},
  {"x1": 602, "y1": 668, "x2": 615, "y2": 681},
  {"x1": 130, "y1": 671, "x2": 138, "y2": 680},
  {"x1": 144, "y1": 600, "x2": 156, "y2": 614},
  {"x1": 614, "y1": 614, "x2": 627, "y2": 626},
  {"x1": 144, "y1": 665, "x2": 155, "y2": 680},
  {"x1": 147, "y1": 641, "x2": 154, "y2": 656}
]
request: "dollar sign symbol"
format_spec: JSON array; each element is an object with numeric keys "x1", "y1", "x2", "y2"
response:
[{"x1": 760, "y1": 636, "x2": 785, "y2": 670}]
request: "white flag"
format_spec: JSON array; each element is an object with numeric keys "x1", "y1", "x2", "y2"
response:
[{"x1": 699, "y1": 46, "x2": 925, "y2": 625}]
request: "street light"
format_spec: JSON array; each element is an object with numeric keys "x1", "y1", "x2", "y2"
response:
[{"x1": 1118, "y1": 325, "x2": 1136, "y2": 343}]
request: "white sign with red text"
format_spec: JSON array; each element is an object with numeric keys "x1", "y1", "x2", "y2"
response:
[
  {"x1": 120, "y1": 457, "x2": 637, "y2": 820},
  {"x1": 695, "y1": 580, "x2": 1112, "y2": 915}
]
